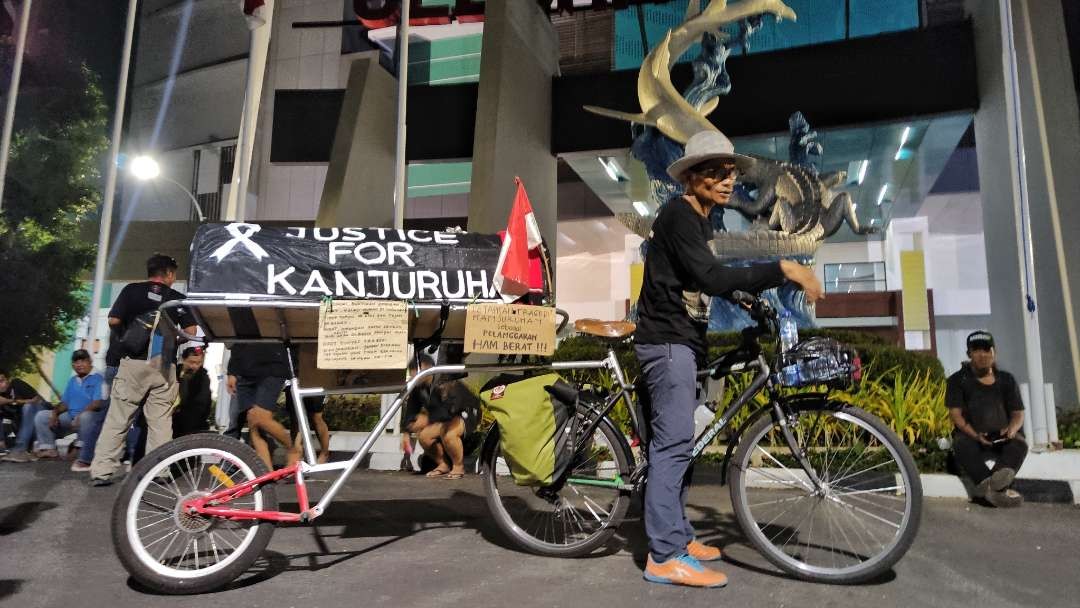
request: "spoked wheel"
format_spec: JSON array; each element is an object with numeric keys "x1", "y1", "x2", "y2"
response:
[
  {"x1": 111, "y1": 433, "x2": 278, "y2": 594},
  {"x1": 729, "y1": 400, "x2": 922, "y2": 584},
  {"x1": 481, "y1": 414, "x2": 633, "y2": 557}
]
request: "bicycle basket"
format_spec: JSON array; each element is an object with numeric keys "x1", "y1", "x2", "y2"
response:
[{"x1": 778, "y1": 337, "x2": 861, "y2": 389}]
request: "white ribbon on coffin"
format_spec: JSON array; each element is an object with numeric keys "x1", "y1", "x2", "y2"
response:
[{"x1": 211, "y1": 222, "x2": 270, "y2": 262}]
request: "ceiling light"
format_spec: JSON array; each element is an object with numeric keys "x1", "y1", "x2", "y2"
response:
[
  {"x1": 632, "y1": 200, "x2": 650, "y2": 216},
  {"x1": 894, "y1": 126, "x2": 911, "y2": 160},
  {"x1": 857, "y1": 160, "x2": 869, "y2": 185},
  {"x1": 598, "y1": 156, "x2": 624, "y2": 182},
  {"x1": 877, "y1": 184, "x2": 888, "y2": 205}
]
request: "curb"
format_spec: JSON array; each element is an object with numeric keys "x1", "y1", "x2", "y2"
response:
[
  {"x1": 920, "y1": 473, "x2": 1077, "y2": 504},
  {"x1": 689, "y1": 465, "x2": 1078, "y2": 505}
]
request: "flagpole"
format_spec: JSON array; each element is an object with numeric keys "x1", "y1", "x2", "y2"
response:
[
  {"x1": 392, "y1": 0, "x2": 410, "y2": 230},
  {"x1": 86, "y1": 0, "x2": 138, "y2": 359},
  {"x1": 225, "y1": 0, "x2": 275, "y2": 222},
  {"x1": 0, "y1": 0, "x2": 32, "y2": 214}
]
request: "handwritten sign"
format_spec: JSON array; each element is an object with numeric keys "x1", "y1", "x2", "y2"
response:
[
  {"x1": 317, "y1": 299, "x2": 408, "y2": 369},
  {"x1": 464, "y1": 304, "x2": 556, "y2": 356}
]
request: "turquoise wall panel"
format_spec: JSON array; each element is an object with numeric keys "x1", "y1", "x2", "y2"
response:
[{"x1": 614, "y1": 0, "x2": 918, "y2": 70}]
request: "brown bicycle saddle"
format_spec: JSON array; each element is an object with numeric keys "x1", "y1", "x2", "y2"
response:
[{"x1": 574, "y1": 318, "x2": 636, "y2": 339}]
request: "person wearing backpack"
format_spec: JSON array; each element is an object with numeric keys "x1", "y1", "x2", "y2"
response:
[
  {"x1": 634, "y1": 132, "x2": 823, "y2": 588},
  {"x1": 89, "y1": 254, "x2": 197, "y2": 486}
]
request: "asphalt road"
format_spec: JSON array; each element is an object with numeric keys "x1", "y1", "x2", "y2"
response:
[{"x1": 2, "y1": 460, "x2": 1078, "y2": 608}]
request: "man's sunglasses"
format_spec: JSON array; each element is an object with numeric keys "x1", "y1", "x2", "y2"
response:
[{"x1": 693, "y1": 164, "x2": 739, "y2": 180}]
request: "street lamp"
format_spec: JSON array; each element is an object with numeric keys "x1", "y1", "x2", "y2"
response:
[{"x1": 129, "y1": 155, "x2": 205, "y2": 222}]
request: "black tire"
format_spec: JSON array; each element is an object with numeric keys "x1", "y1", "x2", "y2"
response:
[
  {"x1": 728, "y1": 400, "x2": 922, "y2": 584},
  {"x1": 111, "y1": 433, "x2": 278, "y2": 594},
  {"x1": 480, "y1": 414, "x2": 633, "y2": 557}
]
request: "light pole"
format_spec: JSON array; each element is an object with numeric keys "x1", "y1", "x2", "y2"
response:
[
  {"x1": 0, "y1": 0, "x2": 32, "y2": 215},
  {"x1": 85, "y1": 0, "x2": 138, "y2": 358},
  {"x1": 129, "y1": 155, "x2": 205, "y2": 222}
]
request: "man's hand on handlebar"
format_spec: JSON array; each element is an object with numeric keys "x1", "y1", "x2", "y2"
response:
[{"x1": 780, "y1": 260, "x2": 824, "y2": 302}]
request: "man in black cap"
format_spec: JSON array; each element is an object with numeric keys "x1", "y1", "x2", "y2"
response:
[{"x1": 946, "y1": 331, "x2": 1027, "y2": 507}]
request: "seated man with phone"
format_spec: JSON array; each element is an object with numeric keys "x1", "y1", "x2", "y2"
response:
[{"x1": 946, "y1": 331, "x2": 1027, "y2": 508}]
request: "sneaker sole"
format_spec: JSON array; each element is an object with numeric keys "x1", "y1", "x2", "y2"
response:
[
  {"x1": 643, "y1": 573, "x2": 727, "y2": 588},
  {"x1": 989, "y1": 468, "x2": 1015, "y2": 492},
  {"x1": 986, "y1": 491, "x2": 1023, "y2": 508}
]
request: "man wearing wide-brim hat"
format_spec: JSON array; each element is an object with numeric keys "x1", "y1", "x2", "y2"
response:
[{"x1": 634, "y1": 130, "x2": 824, "y2": 588}]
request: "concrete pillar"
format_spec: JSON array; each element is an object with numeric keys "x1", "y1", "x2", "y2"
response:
[
  {"x1": 468, "y1": 0, "x2": 560, "y2": 261},
  {"x1": 967, "y1": 0, "x2": 1080, "y2": 422},
  {"x1": 317, "y1": 52, "x2": 398, "y2": 228}
]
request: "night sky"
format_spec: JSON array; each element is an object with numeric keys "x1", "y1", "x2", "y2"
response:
[{"x1": 1, "y1": 0, "x2": 127, "y2": 120}]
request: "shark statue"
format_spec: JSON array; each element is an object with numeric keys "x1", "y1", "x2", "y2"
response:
[{"x1": 584, "y1": 0, "x2": 797, "y2": 144}]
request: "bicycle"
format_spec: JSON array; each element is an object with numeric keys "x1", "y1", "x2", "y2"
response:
[
  {"x1": 479, "y1": 290, "x2": 923, "y2": 584},
  {"x1": 109, "y1": 297, "x2": 608, "y2": 594}
]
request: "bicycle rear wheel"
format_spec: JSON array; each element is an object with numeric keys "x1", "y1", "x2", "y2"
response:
[
  {"x1": 481, "y1": 414, "x2": 633, "y2": 557},
  {"x1": 729, "y1": 400, "x2": 922, "y2": 584}
]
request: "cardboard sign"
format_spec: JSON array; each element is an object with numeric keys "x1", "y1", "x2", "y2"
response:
[
  {"x1": 464, "y1": 304, "x2": 556, "y2": 356},
  {"x1": 299, "y1": 344, "x2": 404, "y2": 389},
  {"x1": 317, "y1": 299, "x2": 408, "y2": 369}
]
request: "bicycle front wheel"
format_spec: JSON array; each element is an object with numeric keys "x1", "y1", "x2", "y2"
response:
[
  {"x1": 729, "y1": 401, "x2": 922, "y2": 584},
  {"x1": 481, "y1": 414, "x2": 633, "y2": 557},
  {"x1": 111, "y1": 433, "x2": 278, "y2": 594}
]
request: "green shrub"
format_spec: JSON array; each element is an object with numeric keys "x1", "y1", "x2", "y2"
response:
[
  {"x1": 1058, "y1": 409, "x2": 1080, "y2": 449},
  {"x1": 323, "y1": 394, "x2": 384, "y2": 432},
  {"x1": 276, "y1": 394, "x2": 384, "y2": 432},
  {"x1": 555, "y1": 329, "x2": 942, "y2": 388}
]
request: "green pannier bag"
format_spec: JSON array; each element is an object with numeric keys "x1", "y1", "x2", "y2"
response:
[{"x1": 480, "y1": 372, "x2": 577, "y2": 487}]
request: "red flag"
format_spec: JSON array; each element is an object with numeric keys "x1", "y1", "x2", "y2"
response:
[
  {"x1": 493, "y1": 178, "x2": 544, "y2": 303},
  {"x1": 241, "y1": 0, "x2": 267, "y2": 29}
]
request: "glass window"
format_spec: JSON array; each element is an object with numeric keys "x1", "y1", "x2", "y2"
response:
[{"x1": 824, "y1": 261, "x2": 886, "y2": 293}]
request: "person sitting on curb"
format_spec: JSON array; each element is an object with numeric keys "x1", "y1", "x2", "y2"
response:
[
  {"x1": 33, "y1": 350, "x2": 105, "y2": 471},
  {"x1": 946, "y1": 331, "x2": 1027, "y2": 508},
  {"x1": 0, "y1": 370, "x2": 48, "y2": 462}
]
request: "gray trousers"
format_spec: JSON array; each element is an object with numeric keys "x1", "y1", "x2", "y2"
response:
[
  {"x1": 635, "y1": 343, "x2": 697, "y2": 562},
  {"x1": 90, "y1": 358, "x2": 178, "y2": 479}
]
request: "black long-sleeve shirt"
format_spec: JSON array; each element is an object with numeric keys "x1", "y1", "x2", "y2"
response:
[
  {"x1": 227, "y1": 343, "x2": 294, "y2": 379},
  {"x1": 635, "y1": 196, "x2": 785, "y2": 358},
  {"x1": 173, "y1": 366, "x2": 211, "y2": 436}
]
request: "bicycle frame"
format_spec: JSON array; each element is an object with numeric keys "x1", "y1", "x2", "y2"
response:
[
  {"x1": 158, "y1": 298, "x2": 623, "y2": 524},
  {"x1": 569, "y1": 348, "x2": 773, "y2": 477},
  {"x1": 570, "y1": 299, "x2": 831, "y2": 494}
]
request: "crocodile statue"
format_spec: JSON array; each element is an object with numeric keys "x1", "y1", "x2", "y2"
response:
[{"x1": 728, "y1": 154, "x2": 877, "y2": 238}]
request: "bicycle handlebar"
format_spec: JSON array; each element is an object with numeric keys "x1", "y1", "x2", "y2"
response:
[{"x1": 555, "y1": 308, "x2": 570, "y2": 334}]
